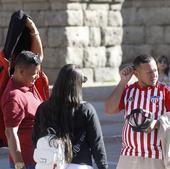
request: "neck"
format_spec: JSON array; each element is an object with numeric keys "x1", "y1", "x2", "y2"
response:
[{"x1": 138, "y1": 81, "x2": 148, "y2": 88}]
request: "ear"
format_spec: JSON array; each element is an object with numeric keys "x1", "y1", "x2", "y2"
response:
[{"x1": 133, "y1": 69, "x2": 139, "y2": 78}]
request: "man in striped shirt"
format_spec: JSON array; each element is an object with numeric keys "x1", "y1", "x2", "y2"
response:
[{"x1": 105, "y1": 54, "x2": 170, "y2": 169}]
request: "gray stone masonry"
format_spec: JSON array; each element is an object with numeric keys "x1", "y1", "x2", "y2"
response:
[{"x1": 0, "y1": 0, "x2": 170, "y2": 84}]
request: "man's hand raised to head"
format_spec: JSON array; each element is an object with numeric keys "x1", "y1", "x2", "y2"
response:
[{"x1": 120, "y1": 65, "x2": 134, "y2": 84}]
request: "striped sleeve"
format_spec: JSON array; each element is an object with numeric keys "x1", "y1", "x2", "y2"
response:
[{"x1": 165, "y1": 86, "x2": 170, "y2": 111}]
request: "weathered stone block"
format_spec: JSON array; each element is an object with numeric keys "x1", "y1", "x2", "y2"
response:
[
  {"x1": 43, "y1": 48, "x2": 63, "y2": 68},
  {"x1": 84, "y1": 47, "x2": 106, "y2": 68},
  {"x1": 23, "y1": 0, "x2": 47, "y2": 1},
  {"x1": 1, "y1": 3, "x2": 23, "y2": 11},
  {"x1": 44, "y1": 11, "x2": 68, "y2": 26},
  {"x1": 66, "y1": 27, "x2": 89, "y2": 47},
  {"x1": 132, "y1": 1, "x2": 165, "y2": 8},
  {"x1": 110, "y1": 3, "x2": 122, "y2": 11},
  {"x1": 146, "y1": 26, "x2": 163, "y2": 44},
  {"x1": 163, "y1": 1, "x2": 170, "y2": 7},
  {"x1": 0, "y1": 29, "x2": 3, "y2": 47},
  {"x1": 87, "y1": 4, "x2": 109, "y2": 10},
  {"x1": 50, "y1": 2, "x2": 87, "y2": 10},
  {"x1": 43, "y1": 47, "x2": 83, "y2": 68},
  {"x1": 1, "y1": 0, "x2": 19, "y2": 2},
  {"x1": 29, "y1": 11, "x2": 45, "y2": 27},
  {"x1": 108, "y1": 11, "x2": 123, "y2": 26},
  {"x1": 164, "y1": 27, "x2": 170, "y2": 43},
  {"x1": 23, "y1": 2, "x2": 50, "y2": 10},
  {"x1": 120, "y1": 7, "x2": 137, "y2": 26},
  {"x1": 122, "y1": 45, "x2": 152, "y2": 63},
  {"x1": 39, "y1": 28, "x2": 47, "y2": 47},
  {"x1": 48, "y1": 27, "x2": 89, "y2": 48},
  {"x1": 106, "y1": 46, "x2": 122, "y2": 67},
  {"x1": 114, "y1": 0, "x2": 125, "y2": 3},
  {"x1": 50, "y1": 2, "x2": 67, "y2": 10},
  {"x1": 65, "y1": 47, "x2": 84, "y2": 67},
  {"x1": 101, "y1": 27, "x2": 123, "y2": 46},
  {"x1": 68, "y1": 0, "x2": 90, "y2": 2},
  {"x1": 3, "y1": 28, "x2": 8, "y2": 45},
  {"x1": 84, "y1": 10, "x2": 108, "y2": 27},
  {"x1": 67, "y1": 3, "x2": 87, "y2": 10},
  {"x1": 123, "y1": 26, "x2": 144, "y2": 44},
  {"x1": 43, "y1": 67, "x2": 60, "y2": 85},
  {"x1": 153, "y1": 45, "x2": 170, "y2": 58},
  {"x1": 0, "y1": 12, "x2": 11, "y2": 27},
  {"x1": 137, "y1": 8, "x2": 170, "y2": 26},
  {"x1": 43, "y1": 10, "x2": 83, "y2": 26},
  {"x1": 67, "y1": 10, "x2": 83, "y2": 26},
  {"x1": 94, "y1": 67, "x2": 120, "y2": 83},
  {"x1": 89, "y1": 27, "x2": 101, "y2": 47},
  {"x1": 48, "y1": 28, "x2": 67, "y2": 47},
  {"x1": 91, "y1": 0, "x2": 112, "y2": 2},
  {"x1": 82, "y1": 68, "x2": 94, "y2": 83}
]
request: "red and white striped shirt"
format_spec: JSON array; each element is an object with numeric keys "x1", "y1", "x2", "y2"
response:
[{"x1": 119, "y1": 82, "x2": 170, "y2": 159}]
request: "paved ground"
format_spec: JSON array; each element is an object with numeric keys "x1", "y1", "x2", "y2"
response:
[
  {"x1": 91, "y1": 101, "x2": 123, "y2": 169},
  {"x1": 0, "y1": 84, "x2": 123, "y2": 169},
  {"x1": 0, "y1": 147, "x2": 8, "y2": 169}
]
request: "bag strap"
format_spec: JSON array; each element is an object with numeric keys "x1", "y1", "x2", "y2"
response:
[
  {"x1": 73, "y1": 130, "x2": 86, "y2": 157},
  {"x1": 46, "y1": 126, "x2": 86, "y2": 157},
  {"x1": 47, "y1": 127, "x2": 56, "y2": 135}
]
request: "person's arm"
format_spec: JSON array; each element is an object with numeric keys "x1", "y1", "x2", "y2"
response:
[
  {"x1": 26, "y1": 18, "x2": 43, "y2": 62},
  {"x1": 105, "y1": 66, "x2": 134, "y2": 115},
  {"x1": 86, "y1": 103, "x2": 108, "y2": 169},
  {"x1": 5, "y1": 127, "x2": 25, "y2": 169}
]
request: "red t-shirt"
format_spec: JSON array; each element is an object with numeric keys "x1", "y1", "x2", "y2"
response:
[
  {"x1": 119, "y1": 82, "x2": 170, "y2": 159},
  {"x1": 1, "y1": 78, "x2": 42, "y2": 165}
]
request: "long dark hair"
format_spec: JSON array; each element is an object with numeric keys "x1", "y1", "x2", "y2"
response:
[
  {"x1": 47, "y1": 64, "x2": 87, "y2": 162},
  {"x1": 157, "y1": 55, "x2": 170, "y2": 76}
]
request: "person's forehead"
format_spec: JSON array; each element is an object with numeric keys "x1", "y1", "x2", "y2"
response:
[{"x1": 23, "y1": 64, "x2": 40, "y2": 72}]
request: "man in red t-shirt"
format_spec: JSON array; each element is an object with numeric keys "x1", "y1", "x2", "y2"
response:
[
  {"x1": 1, "y1": 51, "x2": 42, "y2": 169},
  {"x1": 105, "y1": 54, "x2": 170, "y2": 169}
]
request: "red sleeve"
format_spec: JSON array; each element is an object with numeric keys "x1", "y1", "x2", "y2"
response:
[
  {"x1": 165, "y1": 86, "x2": 170, "y2": 111},
  {"x1": 3, "y1": 100, "x2": 24, "y2": 127}
]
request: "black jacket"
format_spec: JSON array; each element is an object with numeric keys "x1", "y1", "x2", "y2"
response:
[
  {"x1": 3, "y1": 10, "x2": 31, "y2": 75},
  {"x1": 32, "y1": 101, "x2": 108, "y2": 169},
  {"x1": 4, "y1": 10, "x2": 31, "y2": 60}
]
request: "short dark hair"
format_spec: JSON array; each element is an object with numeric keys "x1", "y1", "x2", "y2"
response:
[
  {"x1": 15, "y1": 50, "x2": 41, "y2": 67},
  {"x1": 133, "y1": 54, "x2": 155, "y2": 69}
]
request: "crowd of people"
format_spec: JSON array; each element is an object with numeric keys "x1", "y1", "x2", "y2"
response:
[{"x1": 0, "y1": 10, "x2": 170, "y2": 169}]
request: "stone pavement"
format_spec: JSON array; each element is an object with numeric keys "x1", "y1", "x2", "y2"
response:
[
  {"x1": 0, "y1": 84, "x2": 123, "y2": 169},
  {"x1": 0, "y1": 147, "x2": 8, "y2": 169}
]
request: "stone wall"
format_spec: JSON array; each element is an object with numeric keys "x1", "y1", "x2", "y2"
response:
[{"x1": 0, "y1": 0, "x2": 170, "y2": 84}]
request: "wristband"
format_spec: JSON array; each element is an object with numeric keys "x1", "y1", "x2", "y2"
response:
[{"x1": 15, "y1": 162, "x2": 25, "y2": 169}]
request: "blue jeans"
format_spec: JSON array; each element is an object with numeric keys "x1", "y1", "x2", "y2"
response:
[{"x1": 10, "y1": 162, "x2": 35, "y2": 169}]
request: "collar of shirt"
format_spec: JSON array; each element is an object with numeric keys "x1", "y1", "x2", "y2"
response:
[{"x1": 135, "y1": 81, "x2": 158, "y2": 91}]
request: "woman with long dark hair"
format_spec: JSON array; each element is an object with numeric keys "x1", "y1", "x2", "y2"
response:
[
  {"x1": 32, "y1": 64, "x2": 108, "y2": 169},
  {"x1": 157, "y1": 55, "x2": 170, "y2": 86}
]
